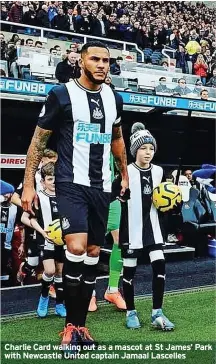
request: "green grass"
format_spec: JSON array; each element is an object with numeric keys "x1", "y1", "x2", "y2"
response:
[{"x1": 1, "y1": 289, "x2": 216, "y2": 364}]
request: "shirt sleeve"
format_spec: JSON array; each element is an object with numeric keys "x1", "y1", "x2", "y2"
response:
[
  {"x1": 113, "y1": 91, "x2": 123, "y2": 126},
  {"x1": 37, "y1": 88, "x2": 61, "y2": 131}
]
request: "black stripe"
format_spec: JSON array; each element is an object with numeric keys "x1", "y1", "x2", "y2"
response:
[
  {"x1": 53, "y1": 86, "x2": 74, "y2": 183},
  {"x1": 86, "y1": 92, "x2": 105, "y2": 189}
]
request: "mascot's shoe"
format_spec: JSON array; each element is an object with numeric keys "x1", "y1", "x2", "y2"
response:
[
  {"x1": 151, "y1": 309, "x2": 175, "y2": 331},
  {"x1": 49, "y1": 284, "x2": 56, "y2": 299},
  {"x1": 104, "y1": 290, "x2": 126, "y2": 310},
  {"x1": 126, "y1": 310, "x2": 141, "y2": 329},
  {"x1": 55, "y1": 304, "x2": 66, "y2": 317},
  {"x1": 88, "y1": 296, "x2": 97, "y2": 312},
  {"x1": 37, "y1": 295, "x2": 49, "y2": 317}
]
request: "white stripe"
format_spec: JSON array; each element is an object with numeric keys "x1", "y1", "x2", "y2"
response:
[
  {"x1": 54, "y1": 276, "x2": 63, "y2": 283},
  {"x1": 100, "y1": 85, "x2": 116, "y2": 192},
  {"x1": 66, "y1": 81, "x2": 90, "y2": 187},
  {"x1": 84, "y1": 256, "x2": 99, "y2": 265},
  {"x1": 65, "y1": 250, "x2": 86, "y2": 262},
  {"x1": 83, "y1": 280, "x2": 96, "y2": 284},
  {"x1": 123, "y1": 258, "x2": 137, "y2": 267},
  {"x1": 149, "y1": 250, "x2": 164, "y2": 262},
  {"x1": 42, "y1": 272, "x2": 54, "y2": 282},
  {"x1": 157, "y1": 274, "x2": 166, "y2": 279},
  {"x1": 38, "y1": 191, "x2": 52, "y2": 244},
  {"x1": 128, "y1": 165, "x2": 143, "y2": 249},
  {"x1": 65, "y1": 274, "x2": 82, "y2": 281}
]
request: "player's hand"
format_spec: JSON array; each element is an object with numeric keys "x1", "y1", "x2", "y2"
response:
[
  {"x1": 43, "y1": 231, "x2": 55, "y2": 244},
  {"x1": 21, "y1": 186, "x2": 38, "y2": 215},
  {"x1": 18, "y1": 243, "x2": 25, "y2": 258},
  {"x1": 118, "y1": 178, "x2": 130, "y2": 202}
]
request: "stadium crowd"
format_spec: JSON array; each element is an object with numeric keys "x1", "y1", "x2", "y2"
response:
[{"x1": 0, "y1": 1, "x2": 216, "y2": 84}]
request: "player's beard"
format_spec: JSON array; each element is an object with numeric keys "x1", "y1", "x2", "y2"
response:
[{"x1": 84, "y1": 66, "x2": 107, "y2": 85}]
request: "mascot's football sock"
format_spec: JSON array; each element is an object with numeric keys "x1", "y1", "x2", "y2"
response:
[
  {"x1": 54, "y1": 276, "x2": 64, "y2": 304},
  {"x1": 151, "y1": 259, "x2": 165, "y2": 309},
  {"x1": 41, "y1": 272, "x2": 54, "y2": 297},
  {"x1": 122, "y1": 265, "x2": 137, "y2": 311},
  {"x1": 63, "y1": 250, "x2": 86, "y2": 326},
  {"x1": 108, "y1": 244, "x2": 123, "y2": 292},
  {"x1": 79, "y1": 256, "x2": 99, "y2": 327}
]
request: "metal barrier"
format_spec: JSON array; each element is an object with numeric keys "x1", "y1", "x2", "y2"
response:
[{"x1": 0, "y1": 20, "x2": 144, "y2": 62}]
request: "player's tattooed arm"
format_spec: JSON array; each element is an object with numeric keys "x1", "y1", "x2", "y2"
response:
[
  {"x1": 111, "y1": 126, "x2": 128, "y2": 180},
  {"x1": 23, "y1": 126, "x2": 52, "y2": 188}
]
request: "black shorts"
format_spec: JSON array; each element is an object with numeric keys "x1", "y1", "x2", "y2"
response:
[
  {"x1": 121, "y1": 243, "x2": 164, "y2": 259},
  {"x1": 56, "y1": 182, "x2": 111, "y2": 246},
  {"x1": 27, "y1": 237, "x2": 44, "y2": 260},
  {"x1": 42, "y1": 245, "x2": 65, "y2": 263}
]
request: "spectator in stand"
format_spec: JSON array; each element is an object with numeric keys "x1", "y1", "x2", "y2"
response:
[
  {"x1": 170, "y1": 29, "x2": 181, "y2": 50},
  {"x1": 193, "y1": 80, "x2": 203, "y2": 96},
  {"x1": 0, "y1": 33, "x2": 7, "y2": 60},
  {"x1": 193, "y1": 54, "x2": 208, "y2": 85},
  {"x1": 107, "y1": 13, "x2": 119, "y2": 39},
  {"x1": 175, "y1": 45, "x2": 189, "y2": 74},
  {"x1": 155, "y1": 77, "x2": 171, "y2": 94},
  {"x1": 26, "y1": 38, "x2": 34, "y2": 47},
  {"x1": 185, "y1": 34, "x2": 201, "y2": 57},
  {"x1": 54, "y1": 45, "x2": 62, "y2": 56},
  {"x1": 0, "y1": 69, "x2": 6, "y2": 77},
  {"x1": 104, "y1": 74, "x2": 115, "y2": 89},
  {"x1": 9, "y1": 1, "x2": 23, "y2": 24},
  {"x1": 75, "y1": 7, "x2": 91, "y2": 34},
  {"x1": 55, "y1": 51, "x2": 81, "y2": 83},
  {"x1": 200, "y1": 89, "x2": 208, "y2": 101},
  {"x1": 23, "y1": 4, "x2": 37, "y2": 26},
  {"x1": 70, "y1": 43, "x2": 79, "y2": 53},
  {"x1": 174, "y1": 78, "x2": 191, "y2": 95},
  {"x1": 37, "y1": 5, "x2": 49, "y2": 28},
  {"x1": 1, "y1": 3, "x2": 9, "y2": 22},
  {"x1": 67, "y1": 6, "x2": 75, "y2": 32},
  {"x1": 35, "y1": 41, "x2": 43, "y2": 49},
  {"x1": 51, "y1": 8, "x2": 70, "y2": 32},
  {"x1": 206, "y1": 68, "x2": 216, "y2": 88},
  {"x1": 110, "y1": 56, "x2": 123, "y2": 76},
  {"x1": 90, "y1": 11, "x2": 107, "y2": 37},
  {"x1": 48, "y1": 1, "x2": 58, "y2": 24}
]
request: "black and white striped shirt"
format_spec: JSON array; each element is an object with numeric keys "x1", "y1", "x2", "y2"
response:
[
  {"x1": 0, "y1": 203, "x2": 17, "y2": 250},
  {"x1": 38, "y1": 80, "x2": 123, "y2": 192},
  {"x1": 34, "y1": 190, "x2": 59, "y2": 249},
  {"x1": 120, "y1": 163, "x2": 165, "y2": 249}
]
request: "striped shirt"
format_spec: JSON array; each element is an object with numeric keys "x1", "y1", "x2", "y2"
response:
[{"x1": 38, "y1": 80, "x2": 123, "y2": 192}]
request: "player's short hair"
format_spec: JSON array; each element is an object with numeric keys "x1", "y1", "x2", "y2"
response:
[
  {"x1": 81, "y1": 41, "x2": 109, "y2": 57},
  {"x1": 43, "y1": 149, "x2": 57, "y2": 159},
  {"x1": 41, "y1": 162, "x2": 55, "y2": 179}
]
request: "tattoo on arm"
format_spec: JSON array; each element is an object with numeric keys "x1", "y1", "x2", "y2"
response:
[
  {"x1": 112, "y1": 126, "x2": 122, "y2": 140},
  {"x1": 23, "y1": 126, "x2": 52, "y2": 187}
]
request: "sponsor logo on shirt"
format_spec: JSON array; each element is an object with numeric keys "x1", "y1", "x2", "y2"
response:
[
  {"x1": 75, "y1": 122, "x2": 112, "y2": 144},
  {"x1": 0, "y1": 223, "x2": 13, "y2": 233}
]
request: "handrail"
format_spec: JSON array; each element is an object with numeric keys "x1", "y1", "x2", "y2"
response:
[
  {"x1": 162, "y1": 47, "x2": 176, "y2": 67},
  {"x1": 0, "y1": 20, "x2": 144, "y2": 62}
]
